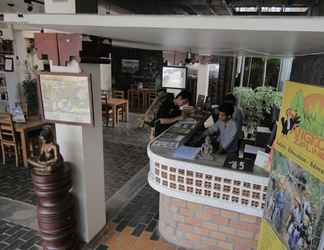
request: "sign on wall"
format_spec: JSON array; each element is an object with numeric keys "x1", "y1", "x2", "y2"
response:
[
  {"x1": 275, "y1": 81, "x2": 324, "y2": 181},
  {"x1": 258, "y1": 81, "x2": 324, "y2": 250},
  {"x1": 258, "y1": 150, "x2": 324, "y2": 250},
  {"x1": 38, "y1": 72, "x2": 94, "y2": 126}
]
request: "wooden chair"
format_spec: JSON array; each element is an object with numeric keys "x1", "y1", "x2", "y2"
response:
[
  {"x1": 128, "y1": 89, "x2": 141, "y2": 112},
  {"x1": 112, "y1": 90, "x2": 126, "y2": 121},
  {"x1": 0, "y1": 113, "x2": 21, "y2": 167},
  {"x1": 101, "y1": 94, "x2": 115, "y2": 127}
]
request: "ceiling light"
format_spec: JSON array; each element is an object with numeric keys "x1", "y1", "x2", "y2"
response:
[
  {"x1": 234, "y1": 7, "x2": 258, "y2": 12},
  {"x1": 284, "y1": 7, "x2": 309, "y2": 13},
  {"x1": 261, "y1": 7, "x2": 282, "y2": 12}
]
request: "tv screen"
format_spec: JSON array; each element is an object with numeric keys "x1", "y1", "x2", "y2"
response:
[{"x1": 162, "y1": 66, "x2": 187, "y2": 89}]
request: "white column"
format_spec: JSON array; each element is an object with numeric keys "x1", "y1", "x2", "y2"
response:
[
  {"x1": 13, "y1": 30, "x2": 28, "y2": 102},
  {"x1": 2, "y1": 26, "x2": 26, "y2": 109},
  {"x1": 262, "y1": 58, "x2": 268, "y2": 86},
  {"x1": 240, "y1": 56, "x2": 245, "y2": 87},
  {"x1": 54, "y1": 69, "x2": 106, "y2": 242},
  {"x1": 278, "y1": 57, "x2": 293, "y2": 90},
  {"x1": 44, "y1": 0, "x2": 76, "y2": 14},
  {"x1": 196, "y1": 64, "x2": 209, "y2": 101}
]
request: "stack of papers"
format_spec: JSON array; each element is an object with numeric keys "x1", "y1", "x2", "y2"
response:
[{"x1": 174, "y1": 146, "x2": 201, "y2": 160}]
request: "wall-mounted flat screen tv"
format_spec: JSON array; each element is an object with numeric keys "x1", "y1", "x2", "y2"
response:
[{"x1": 162, "y1": 66, "x2": 187, "y2": 89}]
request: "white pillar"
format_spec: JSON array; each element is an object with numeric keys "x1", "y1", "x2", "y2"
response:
[
  {"x1": 262, "y1": 58, "x2": 268, "y2": 86},
  {"x1": 196, "y1": 64, "x2": 209, "y2": 101},
  {"x1": 247, "y1": 57, "x2": 253, "y2": 87},
  {"x1": 53, "y1": 69, "x2": 106, "y2": 242},
  {"x1": 278, "y1": 57, "x2": 293, "y2": 90},
  {"x1": 44, "y1": 0, "x2": 76, "y2": 14},
  {"x1": 240, "y1": 56, "x2": 245, "y2": 87}
]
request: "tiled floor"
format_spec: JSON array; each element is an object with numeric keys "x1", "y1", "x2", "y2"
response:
[
  {"x1": 0, "y1": 113, "x2": 149, "y2": 204},
  {"x1": 103, "y1": 112, "x2": 149, "y2": 200},
  {"x1": 0, "y1": 219, "x2": 41, "y2": 250},
  {"x1": 0, "y1": 165, "x2": 36, "y2": 205},
  {"x1": 95, "y1": 184, "x2": 188, "y2": 250}
]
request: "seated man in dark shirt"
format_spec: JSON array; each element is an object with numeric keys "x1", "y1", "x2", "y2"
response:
[{"x1": 154, "y1": 90, "x2": 191, "y2": 136}]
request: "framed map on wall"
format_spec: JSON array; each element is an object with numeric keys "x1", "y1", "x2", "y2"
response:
[{"x1": 38, "y1": 72, "x2": 94, "y2": 126}]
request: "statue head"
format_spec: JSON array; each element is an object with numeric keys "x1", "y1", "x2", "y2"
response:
[
  {"x1": 205, "y1": 136, "x2": 211, "y2": 144},
  {"x1": 40, "y1": 126, "x2": 54, "y2": 144}
]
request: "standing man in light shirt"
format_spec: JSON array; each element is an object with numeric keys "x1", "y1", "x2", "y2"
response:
[{"x1": 203, "y1": 104, "x2": 238, "y2": 154}]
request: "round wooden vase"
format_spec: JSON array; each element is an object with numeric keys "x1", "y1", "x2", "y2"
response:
[{"x1": 32, "y1": 164, "x2": 78, "y2": 250}]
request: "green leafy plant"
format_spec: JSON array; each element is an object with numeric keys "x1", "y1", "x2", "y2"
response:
[
  {"x1": 233, "y1": 86, "x2": 282, "y2": 130},
  {"x1": 22, "y1": 79, "x2": 38, "y2": 115}
]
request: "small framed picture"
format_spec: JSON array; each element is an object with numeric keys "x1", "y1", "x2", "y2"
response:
[{"x1": 4, "y1": 57, "x2": 13, "y2": 72}]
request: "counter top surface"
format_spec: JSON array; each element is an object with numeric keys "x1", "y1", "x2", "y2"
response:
[{"x1": 149, "y1": 119, "x2": 269, "y2": 179}]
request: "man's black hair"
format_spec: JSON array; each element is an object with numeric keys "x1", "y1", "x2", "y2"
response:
[
  {"x1": 176, "y1": 90, "x2": 192, "y2": 104},
  {"x1": 224, "y1": 94, "x2": 237, "y2": 105},
  {"x1": 218, "y1": 103, "x2": 234, "y2": 117}
]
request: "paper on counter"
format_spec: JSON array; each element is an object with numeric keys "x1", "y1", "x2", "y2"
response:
[
  {"x1": 244, "y1": 144, "x2": 265, "y2": 154},
  {"x1": 255, "y1": 151, "x2": 270, "y2": 169},
  {"x1": 204, "y1": 115, "x2": 214, "y2": 128},
  {"x1": 257, "y1": 126, "x2": 271, "y2": 133}
]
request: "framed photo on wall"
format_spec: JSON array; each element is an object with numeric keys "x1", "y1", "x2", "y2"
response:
[
  {"x1": 4, "y1": 57, "x2": 14, "y2": 72},
  {"x1": 121, "y1": 59, "x2": 140, "y2": 74},
  {"x1": 38, "y1": 72, "x2": 94, "y2": 126}
]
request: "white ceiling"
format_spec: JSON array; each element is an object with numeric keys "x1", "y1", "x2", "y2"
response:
[{"x1": 4, "y1": 14, "x2": 324, "y2": 57}]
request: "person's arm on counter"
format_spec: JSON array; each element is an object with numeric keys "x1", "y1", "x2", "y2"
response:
[
  {"x1": 203, "y1": 121, "x2": 220, "y2": 136},
  {"x1": 159, "y1": 115, "x2": 183, "y2": 125}
]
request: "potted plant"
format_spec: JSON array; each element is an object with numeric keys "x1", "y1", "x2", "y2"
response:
[{"x1": 233, "y1": 86, "x2": 282, "y2": 136}]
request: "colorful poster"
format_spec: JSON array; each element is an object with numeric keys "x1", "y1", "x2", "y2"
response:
[
  {"x1": 259, "y1": 150, "x2": 324, "y2": 250},
  {"x1": 258, "y1": 219, "x2": 287, "y2": 250},
  {"x1": 275, "y1": 81, "x2": 324, "y2": 182}
]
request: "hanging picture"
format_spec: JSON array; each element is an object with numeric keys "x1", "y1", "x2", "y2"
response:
[
  {"x1": 121, "y1": 59, "x2": 140, "y2": 74},
  {"x1": 38, "y1": 72, "x2": 94, "y2": 126},
  {"x1": 275, "y1": 81, "x2": 324, "y2": 181},
  {"x1": 4, "y1": 57, "x2": 13, "y2": 72},
  {"x1": 259, "y1": 150, "x2": 324, "y2": 250}
]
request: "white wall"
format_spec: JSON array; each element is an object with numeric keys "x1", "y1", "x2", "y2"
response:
[
  {"x1": 44, "y1": 0, "x2": 76, "y2": 14},
  {"x1": 81, "y1": 63, "x2": 111, "y2": 91},
  {"x1": 196, "y1": 64, "x2": 209, "y2": 102},
  {"x1": 100, "y1": 64, "x2": 111, "y2": 91}
]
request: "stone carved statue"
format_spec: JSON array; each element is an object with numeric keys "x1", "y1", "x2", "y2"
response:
[
  {"x1": 200, "y1": 136, "x2": 214, "y2": 160},
  {"x1": 28, "y1": 127, "x2": 63, "y2": 175}
]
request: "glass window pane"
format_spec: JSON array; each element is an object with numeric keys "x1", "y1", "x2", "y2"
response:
[{"x1": 265, "y1": 58, "x2": 280, "y2": 88}]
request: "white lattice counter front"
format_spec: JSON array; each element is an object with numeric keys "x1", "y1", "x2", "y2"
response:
[{"x1": 147, "y1": 123, "x2": 270, "y2": 250}]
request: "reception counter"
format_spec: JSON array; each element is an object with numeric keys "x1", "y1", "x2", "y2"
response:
[{"x1": 147, "y1": 119, "x2": 269, "y2": 250}]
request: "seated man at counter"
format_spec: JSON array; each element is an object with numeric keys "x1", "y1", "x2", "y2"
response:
[
  {"x1": 203, "y1": 103, "x2": 238, "y2": 154},
  {"x1": 154, "y1": 90, "x2": 191, "y2": 136}
]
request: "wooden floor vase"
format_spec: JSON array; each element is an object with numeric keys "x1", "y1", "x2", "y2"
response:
[{"x1": 32, "y1": 164, "x2": 78, "y2": 250}]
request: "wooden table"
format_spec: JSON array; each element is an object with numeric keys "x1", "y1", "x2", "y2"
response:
[
  {"x1": 0, "y1": 117, "x2": 52, "y2": 167},
  {"x1": 104, "y1": 98, "x2": 128, "y2": 127}
]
